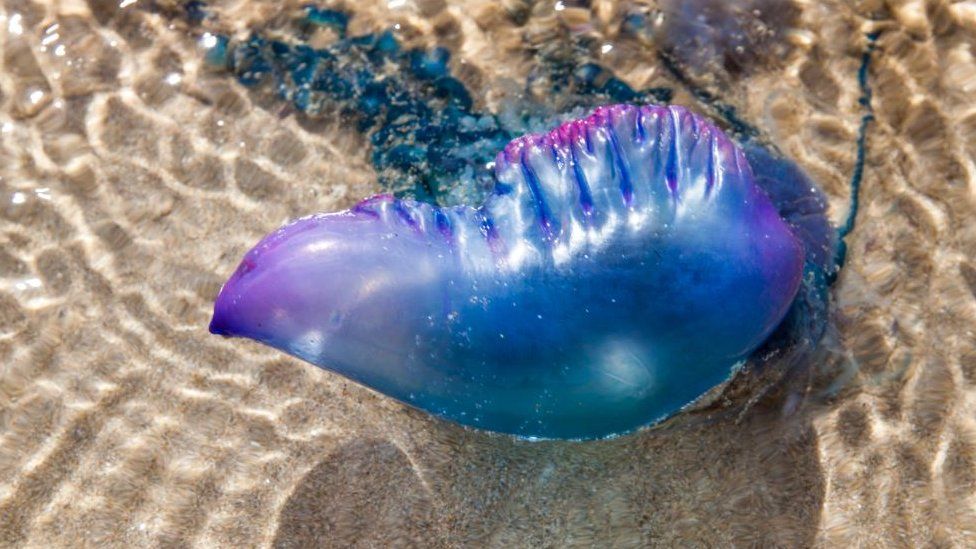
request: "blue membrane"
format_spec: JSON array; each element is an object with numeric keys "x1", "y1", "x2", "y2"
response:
[{"x1": 834, "y1": 31, "x2": 880, "y2": 273}]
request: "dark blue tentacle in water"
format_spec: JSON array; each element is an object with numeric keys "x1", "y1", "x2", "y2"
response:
[{"x1": 833, "y1": 30, "x2": 881, "y2": 280}]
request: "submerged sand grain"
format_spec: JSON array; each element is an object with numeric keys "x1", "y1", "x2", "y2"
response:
[{"x1": 0, "y1": 0, "x2": 975, "y2": 547}]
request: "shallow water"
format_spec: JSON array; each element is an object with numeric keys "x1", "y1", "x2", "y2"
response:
[{"x1": 1, "y1": 0, "x2": 975, "y2": 546}]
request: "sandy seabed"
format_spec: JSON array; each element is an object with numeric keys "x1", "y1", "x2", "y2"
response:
[{"x1": 0, "y1": 0, "x2": 975, "y2": 547}]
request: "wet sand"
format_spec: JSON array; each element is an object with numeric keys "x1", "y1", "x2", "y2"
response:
[{"x1": 0, "y1": 0, "x2": 975, "y2": 546}]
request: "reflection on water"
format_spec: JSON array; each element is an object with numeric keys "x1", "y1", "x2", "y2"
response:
[{"x1": 0, "y1": 0, "x2": 975, "y2": 546}]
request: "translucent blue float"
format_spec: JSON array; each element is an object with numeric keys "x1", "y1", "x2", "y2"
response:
[{"x1": 210, "y1": 104, "x2": 821, "y2": 439}]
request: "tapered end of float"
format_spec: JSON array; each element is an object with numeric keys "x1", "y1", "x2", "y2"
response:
[
  {"x1": 209, "y1": 258, "x2": 257, "y2": 338},
  {"x1": 208, "y1": 313, "x2": 230, "y2": 336},
  {"x1": 207, "y1": 218, "x2": 316, "y2": 341},
  {"x1": 209, "y1": 293, "x2": 235, "y2": 337}
]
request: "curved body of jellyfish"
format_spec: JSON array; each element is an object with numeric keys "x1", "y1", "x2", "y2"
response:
[
  {"x1": 210, "y1": 104, "x2": 809, "y2": 439},
  {"x1": 731, "y1": 144, "x2": 836, "y2": 402}
]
